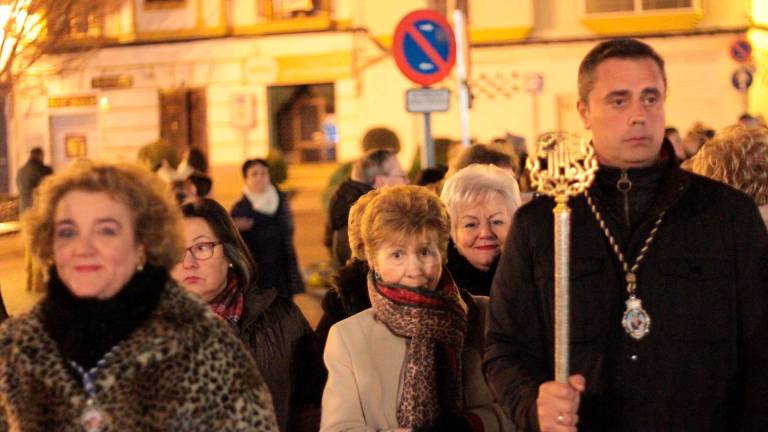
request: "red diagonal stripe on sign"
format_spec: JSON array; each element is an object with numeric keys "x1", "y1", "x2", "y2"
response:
[{"x1": 405, "y1": 24, "x2": 448, "y2": 72}]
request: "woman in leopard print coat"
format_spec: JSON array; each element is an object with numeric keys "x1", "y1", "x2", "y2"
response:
[{"x1": 0, "y1": 161, "x2": 277, "y2": 431}]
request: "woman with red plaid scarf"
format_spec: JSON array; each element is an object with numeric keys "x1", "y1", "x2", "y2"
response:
[
  {"x1": 172, "y1": 198, "x2": 326, "y2": 432},
  {"x1": 320, "y1": 185, "x2": 513, "y2": 432}
]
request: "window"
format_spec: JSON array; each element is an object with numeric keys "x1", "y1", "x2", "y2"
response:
[
  {"x1": 584, "y1": 0, "x2": 692, "y2": 14},
  {"x1": 67, "y1": 10, "x2": 103, "y2": 38},
  {"x1": 144, "y1": 0, "x2": 186, "y2": 9},
  {"x1": 260, "y1": 0, "x2": 329, "y2": 20}
]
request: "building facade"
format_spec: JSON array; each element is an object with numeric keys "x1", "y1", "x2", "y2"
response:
[{"x1": 4, "y1": 0, "x2": 768, "y2": 192}]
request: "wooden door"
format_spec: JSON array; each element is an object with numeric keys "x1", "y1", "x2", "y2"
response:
[{"x1": 290, "y1": 96, "x2": 325, "y2": 162}]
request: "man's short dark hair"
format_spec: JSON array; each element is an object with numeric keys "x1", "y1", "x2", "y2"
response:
[
  {"x1": 578, "y1": 38, "x2": 667, "y2": 104},
  {"x1": 352, "y1": 149, "x2": 396, "y2": 185},
  {"x1": 30, "y1": 147, "x2": 44, "y2": 160},
  {"x1": 665, "y1": 127, "x2": 679, "y2": 136}
]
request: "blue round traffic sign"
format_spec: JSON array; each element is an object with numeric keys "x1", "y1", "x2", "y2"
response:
[
  {"x1": 393, "y1": 10, "x2": 456, "y2": 86},
  {"x1": 732, "y1": 67, "x2": 753, "y2": 92},
  {"x1": 730, "y1": 39, "x2": 752, "y2": 63}
]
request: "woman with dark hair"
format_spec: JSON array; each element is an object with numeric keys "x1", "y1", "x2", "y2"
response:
[
  {"x1": 173, "y1": 198, "x2": 326, "y2": 432},
  {"x1": 231, "y1": 158, "x2": 305, "y2": 298}
]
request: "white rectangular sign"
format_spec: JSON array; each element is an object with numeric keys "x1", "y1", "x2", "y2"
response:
[{"x1": 406, "y1": 88, "x2": 450, "y2": 113}]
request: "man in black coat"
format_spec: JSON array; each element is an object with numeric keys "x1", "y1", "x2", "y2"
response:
[
  {"x1": 16, "y1": 147, "x2": 52, "y2": 212},
  {"x1": 484, "y1": 38, "x2": 768, "y2": 431}
]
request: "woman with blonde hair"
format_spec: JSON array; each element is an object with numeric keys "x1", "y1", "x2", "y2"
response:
[
  {"x1": 321, "y1": 185, "x2": 511, "y2": 432},
  {"x1": 685, "y1": 124, "x2": 768, "y2": 228},
  {"x1": 3, "y1": 161, "x2": 277, "y2": 431},
  {"x1": 441, "y1": 164, "x2": 522, "y2": 295}
]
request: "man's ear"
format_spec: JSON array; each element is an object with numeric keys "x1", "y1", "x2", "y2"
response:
[
  {"x1": 577, "y1": 100, "x2": 591, "y2": 130},
  {"x1": 372, "y1": 175, "x2": 384, "y2": 189}
]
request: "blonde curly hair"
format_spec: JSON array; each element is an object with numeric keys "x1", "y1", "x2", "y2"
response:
[
  {"x1": 685, "y1": 124, "x2": 768, "y2": 206},
  {"x1": 22, "y1": 160, "x2": 185, "y2": 272}
]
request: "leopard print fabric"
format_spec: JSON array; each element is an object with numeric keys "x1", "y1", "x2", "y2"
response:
[
  {"x1": 0, "y1": 283, "x2": 278, "y2": 432},
  {"x1": 368, "y1": 271, "x2": 468, "y2": 429}
]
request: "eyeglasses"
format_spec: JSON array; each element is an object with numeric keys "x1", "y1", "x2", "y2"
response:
[{"x1": 184, "y1": 241, "x2": 223, "y2": 260}]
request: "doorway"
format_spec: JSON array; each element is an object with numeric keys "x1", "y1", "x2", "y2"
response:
[
  {"x1": 268, "y1": 83, "x2": 335, "y2": 163},
  {"x1": 159, "y1": 88, "x2": 208, "y2": 158}
]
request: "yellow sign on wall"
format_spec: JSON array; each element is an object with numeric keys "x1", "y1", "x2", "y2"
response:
[
  {"x1": 48, "y1": 96, "x2": 98, "y2": 108},
  {"x1": 276, "y1": 51, "x2": 352, "y2": 84},
  {"x1": 65, "y1": 134, "x2": 88, "y2": 158}
]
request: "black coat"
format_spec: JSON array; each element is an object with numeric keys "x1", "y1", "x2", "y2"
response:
[
  {"x1": 314, "y1": 258, "x2": 370, "y2": 353},
  {"x1": 445, "y1": 240, "x2": 499, "y2": 296},
  {"x1": 231, "y1": 190, "x2": 304, "y2": 298},
  {"x1": 326, "y1": 180, "x2": 373, "y2": 269},
  {"x1": 15, "y1": 159, "x2": 52, "y2": 211},
  {"x1": 484, "y1": 161, "x2": 768, "y2": 431},
  {"x1": 238, "y1": 284, "x2": 326, "y2": 432}
]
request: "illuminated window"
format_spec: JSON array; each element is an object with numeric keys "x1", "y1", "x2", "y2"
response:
[{"x1": 584, "y1": 0, "x2": 692, "y2": 14}]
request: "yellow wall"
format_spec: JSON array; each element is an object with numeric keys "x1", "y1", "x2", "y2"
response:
[
  {"x1": 748, "y1": 28, "x2": 768, "y2": 118},
  {"x1": 468, "y1": 0, "x2": 533, "y2": 43}
]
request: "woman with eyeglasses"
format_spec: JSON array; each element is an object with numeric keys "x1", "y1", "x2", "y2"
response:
[{"x1": 172, "y1": 198, "x2": 326, "y2": 432}]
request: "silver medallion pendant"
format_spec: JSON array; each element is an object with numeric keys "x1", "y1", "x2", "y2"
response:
[
  {"x1": 80, "y1": 399, "x2": 109, "y2": 432},
  {"x1": 622, "y1": 297, "x2": 651, "y2": 340}
]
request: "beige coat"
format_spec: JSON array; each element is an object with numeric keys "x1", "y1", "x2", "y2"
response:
[{"x1": 321, "y1": 296, "x2": 514, "y2": 432}]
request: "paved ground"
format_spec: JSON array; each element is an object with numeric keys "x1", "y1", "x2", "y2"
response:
[{"x1": 0, "y1": 162, "x2": 339, "y2": 329}]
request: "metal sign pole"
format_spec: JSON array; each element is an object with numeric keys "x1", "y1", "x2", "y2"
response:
[
  {"x1": 453, "y1": 9, "x2": 470, "y2": 148},
  {"x1": 422, "y1": 112, "x2": 435, "y2": 168}
]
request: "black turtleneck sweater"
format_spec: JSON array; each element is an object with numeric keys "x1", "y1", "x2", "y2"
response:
[
  {"x1": 41, "y1": 265, "x2": 168, "y2": 371},
  {"x1": 446, "y1": 240, "x2": 499, "y2": 296},
  {"x1": 590, "y1": 160, "x2": 669, "y2": 247}
]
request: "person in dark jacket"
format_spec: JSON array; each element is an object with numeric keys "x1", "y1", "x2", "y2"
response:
[
  {"x1": 231, "y1": 158, "x2": 304, "y2": 298},
  {"x1": 440, "y1": 164, "x2": 521, "y2": 296},
  {"x1": 16, "y1": 147, "x2": 52, "y2": 212},
  {"x1": 315, "y1": 189, "x2": 380, "y2": 351},
  {"x1": 484, "y1": 38, "x2": 768, "y2": 432},
  {"x1": 326, "y1": 149, "x2": 407, "y2": 269},
  {"x1": 173, "y1": 198, "x2": 326, "y2": 432}
]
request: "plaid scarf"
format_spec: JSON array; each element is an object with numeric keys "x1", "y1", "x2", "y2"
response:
[
  {"x1": 368, "y1": 270, "x2": 468, "y2": 429},
  {"x1": 209, "y1": 273, "x2": 244, "y2": 327}
]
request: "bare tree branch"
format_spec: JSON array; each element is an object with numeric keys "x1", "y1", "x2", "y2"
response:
[{"x1": 0, "y1": 0, "x2": 127, "y2": 87}]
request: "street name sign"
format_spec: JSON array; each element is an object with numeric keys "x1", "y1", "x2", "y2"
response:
[{"x1": 406, "y1": 88, "x2": 450, "y2": 113}]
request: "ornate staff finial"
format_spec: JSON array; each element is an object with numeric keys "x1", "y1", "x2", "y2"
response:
[
  {"x1": 525, "y1": 131, "x2": 598, "y2": 383},
  {"x1": 527, "y1": 132, "x2": 598, "y2": 199}
]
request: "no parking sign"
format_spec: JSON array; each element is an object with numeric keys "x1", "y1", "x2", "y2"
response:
[{"x1": 393, "y1": 10, "x2": 456, "y2": 86}]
